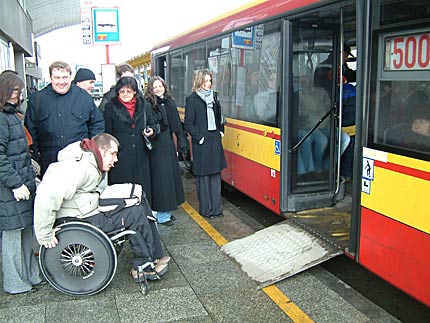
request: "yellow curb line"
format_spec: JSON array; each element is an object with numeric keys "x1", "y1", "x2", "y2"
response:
[{"x1": 180, "y1": 202, "x2": 315, "y2": 323}]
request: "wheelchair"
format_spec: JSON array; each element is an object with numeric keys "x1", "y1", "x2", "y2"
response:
[{"x1": 38, "y1": 220, "x2": 145, "y2": 296}]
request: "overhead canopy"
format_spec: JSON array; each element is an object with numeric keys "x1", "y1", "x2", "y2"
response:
[{"x1": 26, "y1": 0, "x2": 81, "y2": 37}]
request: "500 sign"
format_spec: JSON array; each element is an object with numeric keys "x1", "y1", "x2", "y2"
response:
[{"x1": 385, "y1": 32, "x2": 430, "y2": 71}]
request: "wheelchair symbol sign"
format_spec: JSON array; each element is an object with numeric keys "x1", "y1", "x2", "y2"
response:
[{"x1": 274, "y1": 140, "x2": 281, "y2": 155}]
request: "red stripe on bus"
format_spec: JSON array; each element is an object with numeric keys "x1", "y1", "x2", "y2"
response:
[
  {"x1": 360, "y1": 207, "x2": 430, "y2": 305},
  {"x1": 374, "y1": 160, "x2": 430, "y2": 180},
  {"x1": 222, "y1": 150, "x2": 280, "y2": 214},
  {"x1": 227, "y1": 123, "x2": 281, "y2": 140}
]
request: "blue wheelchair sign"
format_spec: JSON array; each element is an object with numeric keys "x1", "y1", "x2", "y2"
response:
[{"x1": 274, "y1": 140, "x2": 281, "y2": 155}]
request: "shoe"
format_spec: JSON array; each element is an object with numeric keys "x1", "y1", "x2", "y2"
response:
[
  {"x1": 154, "y1": 263, "x2": 168, "y2": 277},
  {"x1": 202, "y1": 214, "x2": 215, "y2": 219},
  {"x1": 33, "y1": 280, "x2": 47, "y2": 287},
  {"x1": 7, "y1": 287, "x2": 38, "y2": 295},
  {"x1": 154, "y1": 256, "x2": 171, "y2": 266},
  {"x1": 215, "y1": 213, "x2": 224, "y2": 217},
  {"x1": 130, "y1": 268, "x2": 158, "y2": 282},
  {"x1": 160, "y1": 220, "x2": 174, "y2": 226}
]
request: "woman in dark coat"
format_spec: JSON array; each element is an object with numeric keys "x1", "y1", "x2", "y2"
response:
[
  {"x1": 0, "y1": 72, "x2": 43, "y2": 294},
  {"x1": 103, "y1": 77, "x2": 157, "y2": 203},
  {"x1": 184, "y1": 69, "x2": 227, "y2": 218},
  {"x1": 144, "y1": 76, "x2": 188, "y2": 226}
]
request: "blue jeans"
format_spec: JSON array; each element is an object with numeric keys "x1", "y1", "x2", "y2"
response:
[
  {"x1": 156, "y1": 212, "x2": 171, "y2": 224},
  {"x1": 297, "y1": 129, "x2": 329, "y2": 174}
]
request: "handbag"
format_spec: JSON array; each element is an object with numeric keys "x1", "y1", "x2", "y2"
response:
[
  {"x1": 98, "y1": 183, "x2": 142, "y2": 214},
  {"x1": 142, "y1": 132, "x2": 153, "y2": 151},
  {"x1": 214, "y1": 92, "x2": 227, "y2": 125}
]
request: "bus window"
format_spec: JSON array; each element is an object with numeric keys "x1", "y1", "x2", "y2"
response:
[
  {"x1": 370, "y1": 28, "x2": 430, "y2": 158},
  {"x1": 169, "y1": 50, "x2": 186, "y2": 106},
  {"x1": 242, "y1": 20, "x2": 281, "y2": 125},
  {"x1": 380, "y1": 0, "x2": 430, "y2": 26},
  {"x1": 373, "y1": 80, "x2": 430, "y2": 154},
  {"x1": 183, "y1": 44, "x2": 207, "y2": 98}
]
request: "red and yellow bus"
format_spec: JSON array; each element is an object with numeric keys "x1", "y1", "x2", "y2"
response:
[{"x1": 134, "y1": 0, "x2": 430, "y2": 306}]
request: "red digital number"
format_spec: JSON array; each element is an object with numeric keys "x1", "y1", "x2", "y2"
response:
[
  {"x1": 418, "y1": 34, "x2": 430, "y2": 68},
  {"x1": 392, "y1": 37, "x2": 404, "y2": 69},
  {"x1": 405, "y1": 36, "x2": 417, "y2": 68}
]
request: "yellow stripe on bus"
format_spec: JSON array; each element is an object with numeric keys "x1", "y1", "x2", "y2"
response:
[
  {"x1": 223, "y1": 119, "x2": 281, "y2": 171},
  {"x1": 178, "y1": 110, "x2": 281, "y2": 171},
  {"x1": 361, "y1": 151, "x2": 430, "y2": 234},
  {"x1": 180, "y1": 201, "x2": 314, "y2": 323}
]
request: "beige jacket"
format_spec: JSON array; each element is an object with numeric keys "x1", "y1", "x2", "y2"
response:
[{"x1": 34, "y1": 141, "x2": 102, "y2": 245}]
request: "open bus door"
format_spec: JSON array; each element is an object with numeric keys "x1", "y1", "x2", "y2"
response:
[
  {"x1": 222, "y1": 16, "x2": 352, "y2": 287},
  {"x1": 281, "y1": 20, "x2": 343, "y2": 212}
]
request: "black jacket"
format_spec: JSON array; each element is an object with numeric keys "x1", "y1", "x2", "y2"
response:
[
  {"x1": 184, "y1": 92, "x2": 226, "y2": 176},
  {"x1": 104, "y1": 95, "x2": 156, "y2": 205},
  {"x1": 0, "y1": 103, "x2": 36, "y2": 230},
  {"x1": 146, "y1": 97, "x2": 185, "y2": 211},
  {"x1": 24, "y1": 84, "x2": 104, "y2": 175}
]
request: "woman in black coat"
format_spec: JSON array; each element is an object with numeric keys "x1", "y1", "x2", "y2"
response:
[
  {"x1": 0, "y1": 72, "x2": 43, "y2": 294},
  {"x1": 104, "y1": 77, "x2": 157, "y2": 203},
  {"x1": 184, "y1": 69, "x2": 227, "y2": 218},
  {"x1": 144, "y1": 76, "x2": 188, "y2": 226}
]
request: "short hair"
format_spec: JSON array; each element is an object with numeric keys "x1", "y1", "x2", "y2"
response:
[
  {"x1": 115, "y1": 76, "x2": 138, "y2": 95},
  {"x1": 144, "y1": 75, "x2": 173, "y2": 105},
  {"x1": 0, "y1": 69, "x2": 18, "y2": 76},
  {"x1": 49, "y1": 61, "x2": 72, "y2": 76},
  {"x1": 0, "y1": 72, "x2": 25, "y2": 110},
  {"x1": 116, "y1": 63, "x2": 134, "y2": 79},
  {"x1": 93, "y1": 133, "x2": 120, "y2": 150},
  {"x1": 192, "y1": 69, "x2": 212, "y2": 92}
]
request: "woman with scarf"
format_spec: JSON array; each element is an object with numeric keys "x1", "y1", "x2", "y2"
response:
[
  {"x1": 103, "y1": 77, "x2": 157, "y2": 204},
  {"x1": 184, "y1": 69, "x2": 227, "y2": 218},
  {"x1": 0, "y1": 72, "x2": 44, "y2": 294},
  {"x1": 144, "y1": 76, "x2": 188, "y2": 226}
]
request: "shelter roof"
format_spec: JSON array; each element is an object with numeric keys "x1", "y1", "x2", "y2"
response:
[{"x1": 27, "y1": 0, "x2": 81, "y2": 37}]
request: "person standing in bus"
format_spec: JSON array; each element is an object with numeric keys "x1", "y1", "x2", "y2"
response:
[
  {"x1": 184, "y1": 69, "x2": 227, "y2": 218},
  {"x1": 0, "y1": 72, "x2": 44, "y2": 294},
  {"x1": 144, "y1": 76, "x2": 188, "y2": 226},
  {"x1": 103, "y1": 76, "x2": 157, "y2": 205}
]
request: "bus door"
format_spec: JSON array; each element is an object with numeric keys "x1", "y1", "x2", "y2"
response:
[{"x1": 281, "y1": 20, "x2": 341, "y2": 212}]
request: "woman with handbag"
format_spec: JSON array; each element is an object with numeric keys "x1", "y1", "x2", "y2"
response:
[
  {"x1": 103, "y1": 77, "x2": 157, "y2": 204},
  {"x1": 184, "y1": 69, "x2": 227, "y2": 218},
  {"x1": 144, "y1": 76, "x2": 188, "y2": 226},
  {"x1": 0, "y1": 71, "x2": 44, "y2": 294}
]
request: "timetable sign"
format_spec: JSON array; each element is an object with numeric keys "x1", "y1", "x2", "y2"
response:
[{"x1": 93, "y1": 8, "x2": 120, "y2": 45}]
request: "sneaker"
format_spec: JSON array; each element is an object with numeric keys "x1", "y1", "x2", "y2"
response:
[{"x1": 160, "y1": 220, "x2": 174, "y2": 226}]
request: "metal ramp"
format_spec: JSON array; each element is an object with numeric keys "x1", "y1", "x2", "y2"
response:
[{"x1": 221, "y1": 219, "x2": 343, "y2": 289}]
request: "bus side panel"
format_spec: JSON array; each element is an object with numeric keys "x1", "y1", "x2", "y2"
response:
[
  {"x1": 222, "y1": 150, "x2": 280, "y2": 214},
  {"x1": 359, "y1": 207, "x2": 430, "y2": 306}
]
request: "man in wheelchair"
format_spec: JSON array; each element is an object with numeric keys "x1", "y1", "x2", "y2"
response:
[{"x1": 34, "y1": 133, "x2": 170, "y2": 284}]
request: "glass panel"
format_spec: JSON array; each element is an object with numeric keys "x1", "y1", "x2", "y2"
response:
[
  {"x1": 290, "y1": 24, "x2": 335, "y2": 191},
  {"x1": 184, "y1": 44, "x2": 207, "y2": 99},
  {"x1": 169, "y1": 51, "x2": 185, "y2": 106},
  {"x1": 373, "y1": 80, "x2": 430, "y2": 154},
  {"x1": 380, "y1": 0, "x2": 430, "y2": 26},
  {"x1": 207, "y1": 21, "x2": 281, "y2": 125}
]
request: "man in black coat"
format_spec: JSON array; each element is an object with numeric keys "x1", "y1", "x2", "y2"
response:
[{"x1": 25, "y1": 61, "x2": 104, "y2": 176}]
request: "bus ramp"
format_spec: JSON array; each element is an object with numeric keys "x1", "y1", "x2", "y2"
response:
[{"x1": 221, "y1": 219, "x2": 343, "y2": 289}]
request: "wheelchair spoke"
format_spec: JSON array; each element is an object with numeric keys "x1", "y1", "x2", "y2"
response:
[{"x1": 60, "y1": 243, "x2": 95, "y2": 278}]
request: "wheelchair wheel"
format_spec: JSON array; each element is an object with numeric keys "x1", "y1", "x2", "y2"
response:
[{"x1": 39, "y1": 222, "x2": 117, "y2": 296}]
